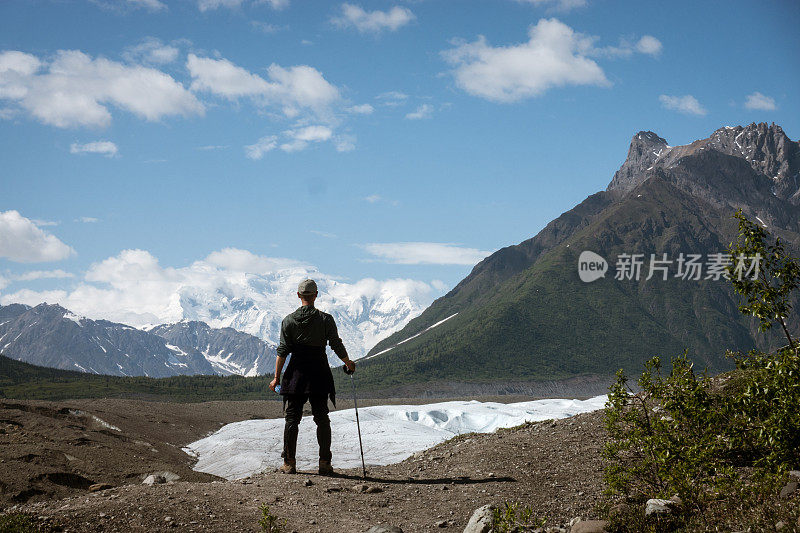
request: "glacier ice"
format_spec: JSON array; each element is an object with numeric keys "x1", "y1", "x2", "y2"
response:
[{"x1": 184, "y1": 395, "x2": 608, "y2": 480}]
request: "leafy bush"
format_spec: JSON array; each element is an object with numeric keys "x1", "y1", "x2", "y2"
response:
[
  {"x1": 602, "y1": 211, "x2": 800, "y2": 528},
  {"x1": 603, "y1": 354, "x2": 736, "y2": 510}
]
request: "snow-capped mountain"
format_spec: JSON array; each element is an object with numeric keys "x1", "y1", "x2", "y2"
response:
[
  {"x1": 149, "y1": 321, "x2": 276, "y2": 376},
  {"x1": 0, "y1": 303, "x2": 216, "y2": 377},
  {"x1": 173, "y1": 269, "x2": 428, "y2": 363},
  {"x1": 0, "y1": 303, "x2": 278, "y2": 377}
]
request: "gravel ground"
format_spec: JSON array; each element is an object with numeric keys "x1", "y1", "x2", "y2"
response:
[{"x1": 1, "y1": 398, "x2": 608, "y2": 532}]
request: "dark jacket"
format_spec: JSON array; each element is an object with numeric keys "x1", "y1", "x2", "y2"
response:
[{"x1": 277, "y1": 305, "x2": 348, "y2": 404}]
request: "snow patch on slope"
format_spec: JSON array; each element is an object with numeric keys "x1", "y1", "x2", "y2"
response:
[{"x1": 365, "y1": 313, "x2": 459, "y2": 360}]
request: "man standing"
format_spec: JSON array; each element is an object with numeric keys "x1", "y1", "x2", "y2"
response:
[{"x1": 269, "y1": 279, "x2": 356, "y2": 475}]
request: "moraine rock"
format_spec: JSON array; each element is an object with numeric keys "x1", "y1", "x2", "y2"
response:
[
  {"x1": 780, "y1": 481, "x2": 798, "y2": 499},
  {"x1": 463, "y1": 504, "x2": 494, "y2": 533},
  {"x1": 570, "y1": 519, "x2": 609, "y2": 533},
  {"x1": 644, "y1": 498, "x2": 676, "y2": 516}
]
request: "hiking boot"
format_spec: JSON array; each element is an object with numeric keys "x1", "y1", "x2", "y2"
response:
[
  {"x1": 318, "y1": 460, "x2": 334, "y2": 476},
  {"x1": 279, "y1": 460, "x2": 296, "y2": 474}
]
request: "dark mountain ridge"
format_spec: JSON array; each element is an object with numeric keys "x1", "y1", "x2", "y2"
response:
[{"x1": 361, "y1": 123, "x2": 800, "y2": 394}]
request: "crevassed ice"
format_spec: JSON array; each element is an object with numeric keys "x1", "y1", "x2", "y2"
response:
[{"x1": 183, "y1": 395, "x2": 608, "y2": 480}]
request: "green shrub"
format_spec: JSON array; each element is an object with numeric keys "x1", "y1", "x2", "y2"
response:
[
  {"x1": 602, "y1": 212, "x2": 800, "y2": 529},
  {"x1": 490, "y1": 501, "x2": 546, "y2": 532},
  {"x1": 0, "y1": 513, "x2": 45, "y2": 533},
  {"x1": 258, "y1": 504, "x2": 286, "y2": 533},
  {"x1": 603, "y1": 354, "x2": 736, "y2": 510}
]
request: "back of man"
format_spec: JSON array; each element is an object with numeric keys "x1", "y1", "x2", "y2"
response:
[{"x1": 269, "y1": 279, "x2": 355, "y2": 476}]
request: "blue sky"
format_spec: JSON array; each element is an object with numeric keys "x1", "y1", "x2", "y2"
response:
[{"x1": 1, "y1": 0, "x2": 798, "y2": 317}]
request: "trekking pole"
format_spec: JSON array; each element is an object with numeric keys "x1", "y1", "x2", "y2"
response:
[{"x1": 343, "y1": 366, "x2": 366, "y2": 479}]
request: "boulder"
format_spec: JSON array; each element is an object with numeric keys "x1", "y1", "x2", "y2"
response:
[
  {"x1": 88, "y1": 483, "x2": 113, "y2": 492},
  {"x1": 608, "y1": 503, "x2": 629, "y2": 518},
  {"x1": 463, "y1": 504, "x2": 494, "y2": 533},
  {"x1": 571, "y1": 520, "x2": 609, "y2": 533},
  {"x1": 155, "y1": 471, "x2": 180, "y2": 482},
  {"x1": 779, "y1": 481, "x2": 798, "y2": 499},
  {"x1": 142, "y1": 474, "x2": 166, "y2": 485},
  {"x1": 644, "y1": 499, "x2": 675, "y2": 516}
]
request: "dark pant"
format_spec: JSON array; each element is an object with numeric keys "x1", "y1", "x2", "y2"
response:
[{"x1": 282, "y1": 394, "x2": 332, "y2": 462}]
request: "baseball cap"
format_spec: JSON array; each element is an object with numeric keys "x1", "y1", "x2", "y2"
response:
[{"x1": 297, "y1": 279, "x2": 318, "y2": 295}]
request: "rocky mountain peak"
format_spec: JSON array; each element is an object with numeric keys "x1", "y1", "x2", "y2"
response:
[
  {"x1": 608, "y1": 123, "x2": 800, "y2": 205},
  {"x1": 607, "y1": 131, "x2": 670, "y2": 193},
  {"x1": 704, "y1": 123, "x2": 800, "y2": 202}
]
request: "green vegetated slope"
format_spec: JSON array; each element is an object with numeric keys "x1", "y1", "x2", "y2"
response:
[
  {"x1": 353, "y1": 175, "x2": 789, "y2": 393},
  {"x1": 0, "y1": 354, "x2": 275, "y2": 402}
]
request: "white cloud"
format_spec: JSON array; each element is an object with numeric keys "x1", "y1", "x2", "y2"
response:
[
  {"x1": 94, "y1": 0, "x2": 167, "y2": 12},
  {"x1": 659, "y1": 94, "x2": 707, "y2": 116},
  {"x1": 0, "y1": 274, "x2": 7, "y2": 291},
  {"x1": 347, "y1": 103, "x2": 374, "y2": 114},
  {"x1": 76, "y1": 217, "x2": 100, "y2": 223},
  {"x1": 202, "y1": 248, "x2": 305, "y2": 273},
  {"x1": 280, "y1": 125, "x2": 333, "y2": 152},
  {"x1": 365, "y1": 194, "x2": 382, "y2": 203},
  {"x1": 245, "y1": 135, "x2": 278, "y2": 160},
  {"x1": 591, "y1": 35, "x2": 663, "y2": 58},
  {"x1": 1, "y1": 289, "x2": 68, "y2": 306},
  {"x1": 122, "y1": 38, "x2": 180, "y2": 65},
  {"x1": 0, "y1": 247, "x2": 438, "y2": 350},
  {"x1": 0, "y1": 210, "x2": 75, "y2": 263},
  {"x1": 430, "y1": 279, "x2": 448, "y2": 292},
  {"x1": 251, "y1": 21, "x2": 280, "y2": 33},
  {"x1": 70, "y1": 141, "x2": 118, "y2": 157},
  {"x1": 32, "y1": 219, "x2": 59, "y2": 227},
  {"x1": 310, "y1": 230, "x2": 337, "y2": 239},
  {"x1": 261, "y1": 0, "x2": 289, "y2": 8},
  {"x1": 0, "y1": 49, "x2": 203, "y2": 128},
  {"x1": 442, "y1": 18, "x2": 610, "y2": 103},
  {"x1": 15, "y1": 269, "x2": 75, "y2": 281},
  {"x1": 405, "y1": 104, "x2": 433, "y2": 120},
  {"x1": 635, "y1": 35, "x2": 662, "y2": 56},
  {"x1": 332, "y1": 4, "x2": 415, "y2": 34},
  {"x1": 375, "y1": 91, "x2": 408, "y2": 107},
  {"x1": 744, "y1": 91, "x2": 777, "y2": 111},
  {"x1": 514, "y1": 0, "x2": 587, "y2": 12},
  {"x1": 198, "y1": 0, "x2": 243, "y2": 11},
  {"x1": 127, "y1": 0, "x2": 167, "y2": 11},
  {"x1": 334, "y1": 134, "x2": 356, "y2": 152},
  {"x1": 246, "y1": 125, "x2": 338, "y2": 157},
  {"x1": 187, "y1": 54, "x2": 340, "y2": 119},
  {"x1": 362, "y1": 242, "x2": 492, "y2": 265},
  {"x1": 198, "y1": 0, "x2": 288, "y2": 11}
]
